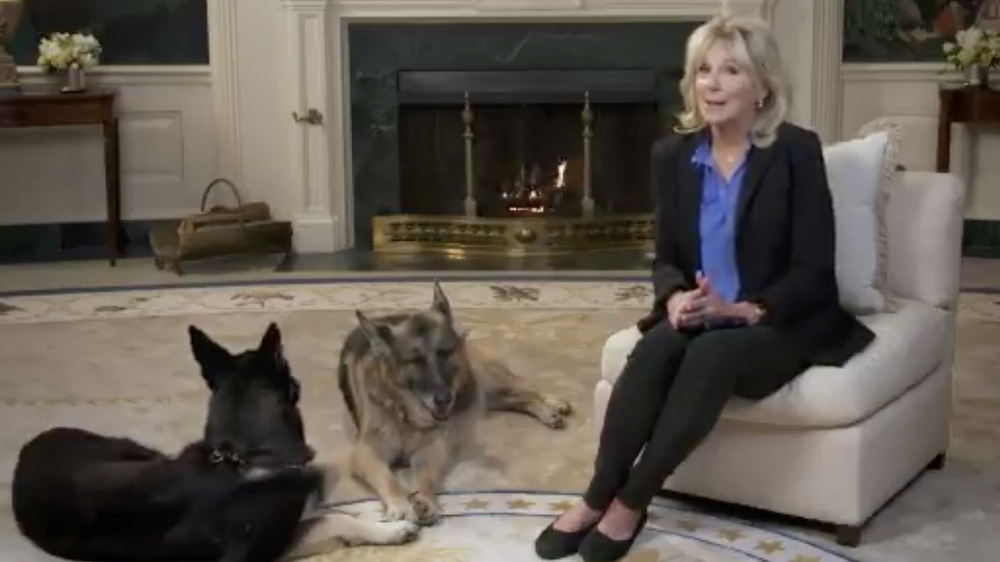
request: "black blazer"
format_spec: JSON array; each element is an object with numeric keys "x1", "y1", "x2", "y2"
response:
[{"x1": 636, "y1": 121, "x2": 875, "y2": 367}]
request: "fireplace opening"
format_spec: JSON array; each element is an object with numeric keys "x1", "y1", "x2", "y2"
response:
[{"x1": 397, "y1": 69, "x2": 663, "y2": 220}]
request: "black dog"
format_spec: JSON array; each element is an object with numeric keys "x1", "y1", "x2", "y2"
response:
[{"x1": 11, "y1": 323, "x2": 326, "y2": 562}]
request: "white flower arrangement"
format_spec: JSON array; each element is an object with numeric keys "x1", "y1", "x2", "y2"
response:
[
  {"x1": 36, "y1": 32, "x2": 102, "y2": 72},
  {"x1": 942, "y1": 26, "x2": 1000, "y2": 70}
]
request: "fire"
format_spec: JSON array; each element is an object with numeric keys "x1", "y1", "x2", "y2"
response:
[
  {"x1": 501, "y1": 157, "x2": 569, "y2": 215},
  {"x1": 555, "y1": 158, "x2": 567, "y2": 189}
]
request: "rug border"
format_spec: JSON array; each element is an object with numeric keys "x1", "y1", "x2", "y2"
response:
[
  {"x1": 319, "y1": 489, "x2": 863, "y2": 562},
  {"x1": 1, "y1": 272, "x2": 997, "y2": 299}
]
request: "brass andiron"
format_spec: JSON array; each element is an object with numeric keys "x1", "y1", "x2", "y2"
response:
[
  {"x1": 581, "y1": 91, "x2": 595, "y2": 219},
  {"x1": 0, "y1": 0, "x2": 23, "y2": 95},
  {"x1": 462, "y1": 92, "x2": 477, "y2": 217}
]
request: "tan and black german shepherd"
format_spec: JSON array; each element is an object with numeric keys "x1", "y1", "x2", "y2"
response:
[{"x1": 338, "y1": 282, "x2": 573, "y2": 526}]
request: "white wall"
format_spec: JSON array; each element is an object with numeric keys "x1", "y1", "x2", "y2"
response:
[
  {"x1": 8, "y1": 1, "x2": 997, "y2": 244},
  {"x1": 841, "y1": 63, "x2": 1000, "y2": 220},
  {"x1": 0, "y1": 67, "x2": 218, "y2": 225}
]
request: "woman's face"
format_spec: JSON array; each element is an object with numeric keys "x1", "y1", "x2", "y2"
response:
[{"x1": 694, "y1": 39, "x2": 763, "y2": 130}]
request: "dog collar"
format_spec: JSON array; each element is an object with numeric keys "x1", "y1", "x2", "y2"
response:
[{"x1": 207, "y1": 447, "x2": 245, "y2": 467}]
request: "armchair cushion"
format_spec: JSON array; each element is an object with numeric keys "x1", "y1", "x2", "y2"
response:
[
  {"x1": 601, "y1": 300, "x2": 948, "y2": 429},
  {"x1": 822, "y1": 119, "x2": 902, "y2": 315}
]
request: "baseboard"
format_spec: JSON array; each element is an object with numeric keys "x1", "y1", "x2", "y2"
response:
[
  {"x1": 0, "y1": 221, "x2": 157, "y2": 264},
  {"x1": 4, "y1": 218, "x2": 998, "y2": 264},
  {"x1": 1, "y1": 215, "x2": 337, "y2": 263},
  {"x1": 962, "y1": 219, "x2": 1000, "y2": 259},
  {"x1": 293, "y1": 214, "x2": 340, "y2": 254}
]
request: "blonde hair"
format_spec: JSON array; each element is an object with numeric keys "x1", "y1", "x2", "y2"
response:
[{"x1": 674, "y1": 13, "x2": 790, "y2": 147}]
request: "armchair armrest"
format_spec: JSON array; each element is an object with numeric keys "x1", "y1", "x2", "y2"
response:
[{"x1": 885, "y1": 171, "x2": 965, "y2": 310}]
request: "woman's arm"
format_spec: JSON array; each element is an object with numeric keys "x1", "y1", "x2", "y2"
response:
[
  {"x1": 745, "y1": 129, "x2": 839, "y2": 326},
  {"x1": 649, "y1": 136, "x2": 691, "y2": 314}
]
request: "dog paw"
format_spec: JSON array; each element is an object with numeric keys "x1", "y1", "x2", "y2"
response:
[
  {"x1": 545, "y1": 396, "x2": 574, "y2": 417},
  {"x1": 371, "y1": 520, "x2": 420, "y2": 545},
  {"x1": 542, "y1": 412, "x2": 568, "y2": 429},
  {"x1": 537, "y1": 405, "x2": 570, "y2": 429},
  {"x1": 409, "y1": 492, "x2": 442, "y2": 526},
  {"x1": 381, "y1": 498, "x2": 419, "y2": 524}
]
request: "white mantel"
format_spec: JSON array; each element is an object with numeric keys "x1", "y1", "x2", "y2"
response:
[{"x1": 212, "y1": 0, "x2": 844, "y2": 253}]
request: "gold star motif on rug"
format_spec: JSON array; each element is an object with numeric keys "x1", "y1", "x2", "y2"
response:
[
  {"x1": 791, "y1": 555, "x2": 823, "y2": 562},
  {"x1": 506, "y1": 498, "x2": 534, "y2": 509},
  {"x1": 548, "y1": 500, "x2": 574, "y2": 512},
  {"x1": 716, "y1": 528, "x2": 745, "y2": 542},
  {"x1": 755, "y1": 540, "x2": 784, "y2": 554},
  {"x1": 675, "y1": 518, "x2": 701, "y2": 532},
  {"x1": 618, "y1": 547, "x2": 661, "y2": 562},
  {"x1": 463, "y1": 498, "x2": 489, "y2": 510}
]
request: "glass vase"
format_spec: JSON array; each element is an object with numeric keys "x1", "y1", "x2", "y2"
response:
[
  {"x1": 963, "y1": 63, "x2": 990, "y2": 87},
  {"x1": 61, "y1": 64, "x2": 86, "y2": 93}
]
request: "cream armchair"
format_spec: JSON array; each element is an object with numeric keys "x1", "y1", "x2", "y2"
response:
[{"x1": 593, "y1": 169, "x2": 965, "y2": 546}]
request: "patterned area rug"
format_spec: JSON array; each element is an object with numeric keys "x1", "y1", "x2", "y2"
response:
[
  {"x1": 295, "y1": 492, "x2": 852, "y2": 562},
  {"x1": 0, "y1": 281, "x2": 998, "y2": 562},
  {"x1": 0, "y1": 280, "x2": 653, "y2": 324}
]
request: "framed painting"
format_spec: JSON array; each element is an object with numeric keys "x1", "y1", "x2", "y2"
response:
[
  {"x1": 843, "y1": 0, "x2": 1000, "y2": 62},
  {"x1": 7, "y1": 0, "x2": 208, "y2": 66}
]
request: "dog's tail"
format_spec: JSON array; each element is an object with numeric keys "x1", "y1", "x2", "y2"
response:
[{"x1": 337, "y1": 358, "x2": 361, "y2": 431}]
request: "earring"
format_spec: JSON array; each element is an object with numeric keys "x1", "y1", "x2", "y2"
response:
[{"x1": 755, "y1": 98, "x2": 765, "y2": 109}]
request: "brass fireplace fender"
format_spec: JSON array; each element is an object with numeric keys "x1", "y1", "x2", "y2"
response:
[{"x1": 371, "y1": 214, "x2": 655, "y2": 257}]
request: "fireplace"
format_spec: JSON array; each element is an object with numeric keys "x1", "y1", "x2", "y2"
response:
[
  {"x1": 346, "y1": 21, "x2": 700, "y2": 254},
  {"x1": 397, "y1": 69, "x2": 662, "y2": 220}
]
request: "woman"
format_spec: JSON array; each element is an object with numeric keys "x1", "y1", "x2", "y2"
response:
[{"x1": 534, "y1": 13, "x2": 875, "y2": 562}]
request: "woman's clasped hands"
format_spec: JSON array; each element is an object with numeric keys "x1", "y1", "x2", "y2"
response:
[{"x1": 666, "y1": 272, "x2": 745, "y2": 330}]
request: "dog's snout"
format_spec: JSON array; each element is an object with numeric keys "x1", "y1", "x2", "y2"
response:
[{"x1": 433, "y1": 391, "x2": 452, "y2": 410}]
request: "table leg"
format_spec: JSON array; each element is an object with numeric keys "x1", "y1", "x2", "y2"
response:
[
  {"x1": 936, "y1": 105, "x2": 952, "y2": 173},
  {"x1": 104, "y1": 117, "x2": 121, "y2": 266}
]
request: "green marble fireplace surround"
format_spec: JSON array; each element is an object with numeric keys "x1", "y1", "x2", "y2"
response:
[{"x1": 346, "y1": 20, "x2": 701, "y2": 248}]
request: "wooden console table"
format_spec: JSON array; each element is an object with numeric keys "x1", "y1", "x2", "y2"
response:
[
  {"x1": 937, "y1": 85, "x2": 1000, "y2": 173},
  {"x1": 0, "y1": 91, "x2": 121, "y2": 265}
]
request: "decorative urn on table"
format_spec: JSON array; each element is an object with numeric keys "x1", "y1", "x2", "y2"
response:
[
  {"x1": 0, "y1": 0, "x2": 23, "y2": 94},
  {"x1": 942, "y1": 26, "x2": 1000, "y2": 87},
  {"x1": 36, "y1": 31, "x2": 101, "y2": 93}
]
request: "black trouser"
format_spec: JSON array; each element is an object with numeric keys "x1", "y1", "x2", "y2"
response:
[{"x1": 583, "y1": 319, "x2": 809, "y2": 512}]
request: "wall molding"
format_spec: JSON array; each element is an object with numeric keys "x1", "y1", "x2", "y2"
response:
[
  {"x1": 841, "y1": 62, "x2": 966, "y2": 83},
  {"x1": 283, "y1": 0, "x2": 339, "y2": 253},
  {"x1": 15, "y1": 65, "x2": 211, "y2": 86},
  {"x1": 810, "y1": 0, "x2": 844, "y2": 143},
  {"x1": 329, "y1": 0, "x2": 765, "y2": 18},
  {"x1": 208, "y1": 0, "x2": 244, "y2": 187}
]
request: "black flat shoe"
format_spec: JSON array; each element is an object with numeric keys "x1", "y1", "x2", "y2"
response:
[
  {"x1": 534, "y1": 517, "x2": 600, "y2": 560},
  {"x1": 578, "y1": 510, "x2": 649, "y2": 562}
]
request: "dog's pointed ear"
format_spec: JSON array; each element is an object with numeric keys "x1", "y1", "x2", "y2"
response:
[
  {"x1": 355, "y1": 310, "x2": 394, "y2": 359},
  {"x1": 258, "y1": 322, "x2": 288, "y2": 372},
  {"x1": 189, "y1": 325, "x2": 233, "y2": 389},
  {"x1": 431, "y1": 281, "x2": 453, "y2": 321}
]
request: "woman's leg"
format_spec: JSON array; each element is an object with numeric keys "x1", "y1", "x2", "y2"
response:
[
  {"x1": 596, "y1": 325, "x2": 808, "y2": 540},
  {"x1": 551, "y1": 320, "x2": 691, "y2": 532}
]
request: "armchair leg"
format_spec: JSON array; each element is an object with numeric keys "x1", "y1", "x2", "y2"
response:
[
  {"x1": 928, "y1": 452, "x2": 946, "y2": 470},
  {"x1": 832, "y1": 451, "x2": 945, "y2": 548},
  {"x1": 835, "y1": 524, "x2": 863, "y2": 547}
]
